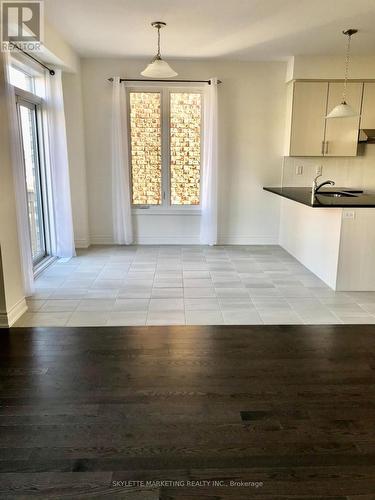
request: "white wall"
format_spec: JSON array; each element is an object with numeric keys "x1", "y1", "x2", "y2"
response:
[
  {"x1": 0, "y1": 52, "x2": 27, "y2": 326},
  {"x1": 80, "y1": 58, "x2": 286, "y2": 245}
]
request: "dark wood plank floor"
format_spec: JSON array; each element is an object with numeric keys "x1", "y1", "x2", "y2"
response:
[{"x1": 1, "y1": 325, "x2": 375, "y2": 499}]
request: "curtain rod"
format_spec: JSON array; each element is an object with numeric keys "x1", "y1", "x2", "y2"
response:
[
  {"x1": 108, "y1": 78, "x2": 221, "y2": 85},
  {"x1": 9, "y1": 42, "x2": 55, "y2": 76}
]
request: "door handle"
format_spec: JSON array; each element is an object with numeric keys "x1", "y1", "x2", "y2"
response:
[{"x1": 325, "y1": 141, "x2": 329, "y2": 154}]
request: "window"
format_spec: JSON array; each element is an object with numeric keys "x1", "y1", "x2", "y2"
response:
[
  {"x1": 9, "y1": 65, "x2": 35, "y2": 93},
  {"x1": 17, "y1": 98, "x2": 50, "y2": 267},
  {"x1": 129, "y1": 87, "x2": 203, "y2": 209}
]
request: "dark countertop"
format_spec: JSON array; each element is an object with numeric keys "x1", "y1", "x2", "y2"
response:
[{"x1": 263, "y1": 186, "x2": 375, "y2": 208}]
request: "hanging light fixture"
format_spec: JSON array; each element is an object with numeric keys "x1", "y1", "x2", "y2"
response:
[
  {"x1": 326, "y1": 29, "x2": 359, "y2": 119},
  {"x1": 141, "y1": 21, "x2": 178, "y2": 78}
]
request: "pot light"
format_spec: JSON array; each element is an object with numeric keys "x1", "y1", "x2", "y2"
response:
[{"x1": 141, "y1": 22, "x2": 177, "y2": 79}]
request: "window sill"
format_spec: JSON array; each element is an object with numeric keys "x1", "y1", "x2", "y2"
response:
[{"x1": 132, "y1": 208, "x2": 201, "y2": 216}]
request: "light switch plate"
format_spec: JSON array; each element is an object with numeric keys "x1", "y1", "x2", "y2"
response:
[
  {"x1": 343, "y1": 210, "x2": 355, "y2": 220},
  {"x1": 316, "y1": 165, "x2": 323, "y2": 176},
  {"x1": 296, "y1": 165, "x2": 303, "y2": 175}
]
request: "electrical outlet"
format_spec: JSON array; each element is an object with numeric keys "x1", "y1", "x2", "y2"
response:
[
  {"x1": 316, "y1": 165, "x2": 323, "y2": 176},
  {"x1": 296, "y1": 165, "x2": 303, "y2": 175},
  {"x1": 343, "y1": 210, "x2": 355, "y2": 220}
]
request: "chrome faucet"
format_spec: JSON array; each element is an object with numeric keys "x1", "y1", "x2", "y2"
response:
[{"x1": 311, "y1": 174, "x2": 335, "y2": 203}]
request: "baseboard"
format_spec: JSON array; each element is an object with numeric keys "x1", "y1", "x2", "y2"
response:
[
  {"x1": 135, "y1": 236, "x2": 201, "y2": 245},
  {"x1": 89, "y1": 234, "x2": 279, "y2": 246},
  {"x1": 218, "y1": 235, "x2": 279, "y2": 245},
  {"x1": 0, "y1": 297, "x2": 28, "y2": 328},
  {"x1": 74, "y1": 238, "x2": 90, "y2": 249}
]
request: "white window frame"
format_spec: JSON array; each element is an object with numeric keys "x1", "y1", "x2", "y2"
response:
[
  {"x1": 127, "y1": 83, "x2": 205, "y2": 215},
  {"x1": 11, "y1": 59, "x2": 57, "y2": 275}
]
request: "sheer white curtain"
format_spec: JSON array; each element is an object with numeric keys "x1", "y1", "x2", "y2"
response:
[
  {"x1": 45, "y1": 69, "x2": 76, "y2": 258},
  {"x1": 200, "y1": 77, "x2": 219, "y2": 245},
  {"x1": 111, "y1": 77, "x2": 133, "y2": 244},
  {"x1": 3, "y1": 52, "x2": 34, "y2": 296}
]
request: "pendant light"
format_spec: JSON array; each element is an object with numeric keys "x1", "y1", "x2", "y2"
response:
[
  {"x1": 326, "y1": 29, "x2": 358, "y2": 119},
  {"x1": 141, "y1": 22, "x2": 177, "y2": 78}
]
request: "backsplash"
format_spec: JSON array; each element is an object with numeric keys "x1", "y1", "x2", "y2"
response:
[{"x1": 282, "y1": 145, "x2": 375, "y2": 192}]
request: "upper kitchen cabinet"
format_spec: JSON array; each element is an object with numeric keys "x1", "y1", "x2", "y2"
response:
[
  {"x1": 287, "y1": 81, "x2": 328, "y2": 157},
  {"x1": 324, "y1": 82, "x2": 363, "y2": 157},
  {"x1": 360, "y1": 83, "x2": 375, "y2": 129},
  {"x1": 285, "y1": 80, "x2": 364, "y2": 157}
]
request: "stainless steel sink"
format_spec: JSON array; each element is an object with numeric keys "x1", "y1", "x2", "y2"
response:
[{"x1": 318, "y1": 191, "x2": 359, "y2": 198}]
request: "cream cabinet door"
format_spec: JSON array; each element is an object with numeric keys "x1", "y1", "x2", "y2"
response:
[
  {"x1": 360, "y1": 83, "x2": 375, "y2": 129},
  {"x1": 289, "y1": 81, "x2": 328, "y2": 156},
  {"x1": 324, "y1": 82, "x2": 363, "y2": 157}
]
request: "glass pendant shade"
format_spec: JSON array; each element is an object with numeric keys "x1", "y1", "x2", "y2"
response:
[
  {"x1": 141, "y1": 22, "x2": 178, "y2": 79},
  {"x1": 326, "y1": 28, "x2": 359, "y2": 119},
  {"x1": 141, "y1": 57, "x2": 177, "y2": 78},
  {"x1": 326, "y1": 101, "x2": 358, "y2": 119}
]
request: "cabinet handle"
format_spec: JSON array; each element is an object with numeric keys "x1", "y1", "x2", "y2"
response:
[
  {"x1": 325, "y1": 141, "x2": 329, "y2": 154},
  {"x1": 321, "y1": 141, "x2": 325, "y2": 155}
]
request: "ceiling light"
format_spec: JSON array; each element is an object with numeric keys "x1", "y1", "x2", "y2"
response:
[
  {"x1": 326, "y1": 29, "x2": 358, "y2": 119},
  {"x1": 141, "y1": 22, "x2": 177, "y2": 79}
]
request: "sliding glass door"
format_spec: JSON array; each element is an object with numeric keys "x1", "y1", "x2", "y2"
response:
[{"x1": 17, "y1": 99, "x2": 49, "y2": 267}]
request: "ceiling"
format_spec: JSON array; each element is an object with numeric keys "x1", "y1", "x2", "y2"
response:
[{"x1": 44, "y1": 0, "x2": 375, "y2": 60}]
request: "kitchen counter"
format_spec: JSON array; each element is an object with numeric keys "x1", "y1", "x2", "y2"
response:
[{"x1": 263, "y1": 186, "x2": 375, "y2": 207}]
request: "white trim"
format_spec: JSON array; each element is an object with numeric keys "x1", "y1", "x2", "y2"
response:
[
  {"x1": 0, "y1": 297, "x2": 28, "y2": 328},
  {"x1": 89, "y1": 235, "x2": 278, "y2": 246},
  {"x1": 218, "y1": 235, "x2": 279, "y2": 245},
  {"x1": 74, "y1": 238, "x2": 90, "y2": 248},
  {"x1": 90, "y1": 235, "x2": 114, "y2": 245}
]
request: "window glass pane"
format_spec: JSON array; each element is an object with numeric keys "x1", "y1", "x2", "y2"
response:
[
  {"x1": 9, "y1": 66, "x2": 34, "y2": 92},
  {"x1": 19, "y1": 104, "x2": 46, "y2": 263},
  {"x1": 170, "y1": 92, "x2": 201, "y2": 205},
  {"x1": 130, "y1": 92, "x2": 162, "y2": 205}
]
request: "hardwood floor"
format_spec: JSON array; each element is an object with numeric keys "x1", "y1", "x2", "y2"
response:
[{"x1": 1, "y1": 325, "x2": 375, "y2": 498}]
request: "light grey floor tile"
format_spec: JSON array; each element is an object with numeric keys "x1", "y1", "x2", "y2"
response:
[
  {"x1": 107, "y1": 311, "x2": 147, "y2": 326},
  {"x1": 184, "y1": 298, "x2": 220, "y2": 311},
  {"x1": 215, "y1": 288, "x2": 249, "y2": 298},
  {"x1": 339, "y1": 316, "x2": 375, "y2": 324},
  {"x1": 183, "y1": 288, "x2": 216, "y2": 298},
  {"x1": 151, "y1": 288, "x2": 183, "y2": 298},
  {"x1": 149, "y1": 298, "x2": 184, "y2": 311},
  {"x1": 92, "y1": 280, "x2": 123, "y2": 289},
  {"x1": 15, "y1": 312, "x2": 71, "y2": 327},
  {"x1": 113, "y1": 299, "x2": 150, "y2": 312},
  {"x1": 259, "y1": 311, "x2": 303, "y2": 324},
  {"x1": 67, "y1": 311, "x2": 109, "y2": 326},
  {"x1": 40, "y1": 299, "x2": 80, "y2": 312},
  {"x1": 28, "y1": 245, "x2": 375, "y2": 327},
  {"x1": 147, "y1": 311, "x2": 186, "y2": 325},
  {"x1": 153, "y1": 281, "x2": 183, "y2": 288},
  {"x1": 219, "y1": 298, "x2": 254, "y2": 310},
  {"x1": 26, "y1": 299, "x2": 45, "y2": 312},
  {"x1": 222, "y1": 310, "x2": 263, "y2": 325},
  {"x1": 183, "y1": 271, "x2": 211, "y2": 279},
  {"x1": 51, "y1": 289, "x2": 89, "y2": 299},
  {"x1": 84, "y1": 289, "x2": 119, "y2": 299},
  {"x1": 117, "y1": 290, "x2": 152, "y2": 299},
  {"x1": 186, "y1": 310, "x2": 224, "y2": 325},
  {"x1": 76, "y1": 299, "x2": 116, "y2": 312},
  {"x1": 183, "y1": 278, "x2": 213, "y2": 288}
]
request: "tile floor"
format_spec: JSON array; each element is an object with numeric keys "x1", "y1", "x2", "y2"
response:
[{"x1": 15, "y1": 245, "x2": 375, "y2": 326}]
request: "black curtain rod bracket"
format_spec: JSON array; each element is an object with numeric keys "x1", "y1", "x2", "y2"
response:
[
  {"x1": 108, "y1": 77, "x2": 221, "y2": 85},
  {"x1": 9, "y1": 42, "x2": 55, "y2": 75}
]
